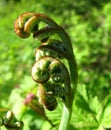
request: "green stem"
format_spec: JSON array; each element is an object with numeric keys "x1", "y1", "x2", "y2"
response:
[
  {"x1": 58, "y1": 105, "x2": 72, "y2": 130},
  {"x1": 58, "y1": 26, "x2": 78, "y2": 129},
  {"x1": 58, "y1": 58, "x2": 77, "y2": 130},
  {"x1": 69, "y1": 55, "x2": 78, "y2": 93}
]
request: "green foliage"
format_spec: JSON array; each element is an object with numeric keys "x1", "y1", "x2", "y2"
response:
[{"x1": 0, "y1": 0, "x2": 111, "y2": 129}]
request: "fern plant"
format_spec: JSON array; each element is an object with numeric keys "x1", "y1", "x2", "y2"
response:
[{"x1": 14, "y1": 12, "x2": 78, "y2": 130}]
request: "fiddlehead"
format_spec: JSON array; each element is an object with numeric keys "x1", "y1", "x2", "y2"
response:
[
  {"x1": 0, "y1": 109, "x2": 23, "y2": 129},
  {"x1": 14, "y1": 12, "x2": 78, "y2": 129},
  {"x1": 37, "y1": 84, "x2": 58, "y2": 111},
  {"x1": 31, "y1": 56, "x2": 70, "y2": 110}
]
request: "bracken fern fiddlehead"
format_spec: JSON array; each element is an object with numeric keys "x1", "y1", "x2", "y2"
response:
[{"x1": 14, "y1": 12, "x2": 78, "y2": 130}]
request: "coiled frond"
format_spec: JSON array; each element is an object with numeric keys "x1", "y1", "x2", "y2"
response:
[
  {"x1": 14, "y1": 12, "x2": 78, "y2": 129},
  {"x1": 0, "y1": 110, "x2": 23, "y2": 129}
]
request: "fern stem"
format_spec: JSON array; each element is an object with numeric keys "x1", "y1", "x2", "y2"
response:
[{"x1": 58, "y1": 105, "x2": 72, "y2": 130}]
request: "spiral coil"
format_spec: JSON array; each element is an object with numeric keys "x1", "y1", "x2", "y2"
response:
[
  {"x1": 0, "y1": 110, "x2": 23, "y2": 129},
  {"x1": 14, "y1": 12, "x2": 76, "y2": 111}
]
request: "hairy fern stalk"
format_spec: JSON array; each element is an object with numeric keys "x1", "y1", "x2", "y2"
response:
[{"x1": 14, "y1": 12, "x2": 78, "y2": 130}]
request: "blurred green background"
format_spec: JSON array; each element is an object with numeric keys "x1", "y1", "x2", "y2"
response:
[{"x1": 0, "y1": 0, "x2": 111, "y2": 130}]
